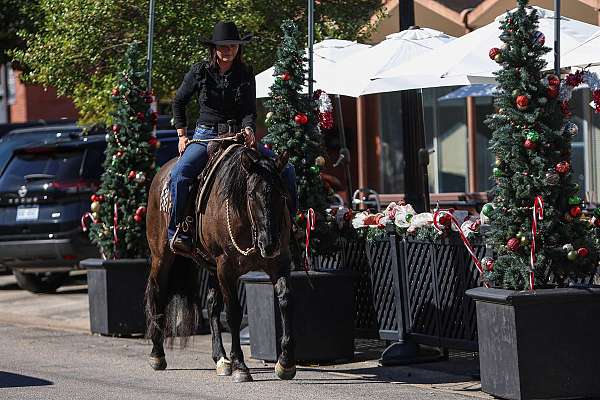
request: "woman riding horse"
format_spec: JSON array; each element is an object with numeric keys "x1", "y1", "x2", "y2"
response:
[
  {"x1": 146, "y1": 21, "x2": 298, "y2": 383},
  {"x1": 169, "y1": 21, "x2": 297, "y2": 255}
]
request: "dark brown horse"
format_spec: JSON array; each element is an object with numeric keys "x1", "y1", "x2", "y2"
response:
[{"x1": 144, "y1": 142, "x2": 295, "y2": 382}]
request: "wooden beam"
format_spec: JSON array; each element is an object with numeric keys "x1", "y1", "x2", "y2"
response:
[{"x1": 466, "y1": 96, "x2": 477, "y2": 192}]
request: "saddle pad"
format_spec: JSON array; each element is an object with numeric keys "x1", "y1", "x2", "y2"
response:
[{"x1": 160, "y1": 180, "x2": 172, "y2": 215}]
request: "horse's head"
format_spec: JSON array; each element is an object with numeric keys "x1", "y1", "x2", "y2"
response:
[{"x1": 241, "y1": 150, "x2": 290, "y2": 259}]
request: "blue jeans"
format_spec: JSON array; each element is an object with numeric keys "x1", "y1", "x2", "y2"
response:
[{"x1": 168, "y1": 128, "x2": 298, "y2": 240}]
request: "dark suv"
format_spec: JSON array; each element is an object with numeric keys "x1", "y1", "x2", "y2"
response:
[{"x1": 0, "y1": 124, "x2": 179, "y2": 292}]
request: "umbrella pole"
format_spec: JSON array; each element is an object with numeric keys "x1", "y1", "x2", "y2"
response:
[
  {"x1": 334, "y1": 94, "x2": 353, "y2": 205},
  {"x1": 146, "y1": 0, "x2": 156, "y2": 93},
  {"x1": 554, "y1": 0, "x2": 560, "y2": 75}
]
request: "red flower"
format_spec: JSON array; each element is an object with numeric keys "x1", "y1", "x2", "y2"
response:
[
  {"x1": 547, "y1": 74, "x2": 561, "y2": 87},
  {"x1": 565, "y1": 71, "x2": 584, "y2": 87}
]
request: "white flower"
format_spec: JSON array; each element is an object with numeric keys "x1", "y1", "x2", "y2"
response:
[
  {"x1": 394, "y1": 204, "x2": 417, "y2": 228},
  {"x1": 352, "y1": 211, "x2": 369, "y2": 229},
  {"x1": 409, "y1": 212, "x2": 433, "y2": 229}
]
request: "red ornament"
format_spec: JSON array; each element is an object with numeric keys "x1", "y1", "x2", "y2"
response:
[
  {"x1": 294, "y1": 113, "x2": 308, "y2": 125},
  {"x1": 136, "y1": 112, "x2": 145, "y2": 122},
  {"x1": 489, "y1": 47, "x2": 501, "y2": 61},
  {"x1": 134, "y1": 214, "x2": 143, "y2": 223},
  {"x1": 507, "y1": 237, "x2": 520, "y2": 252},
  {"x1": 523, "y1": 139, "x2": 536, "y2": 150},
  {"x1": 111, "y1": 88, "x2": 120, "y2": 97},
  {"x1": 483, "y1": 257, "x2": 494, "y2": 272},
  {"x1": 570, "y1": 206, "x2": 582, "y2": 218},
  {"x1": 128, "y1": 170, "x2": 137, "y2": 180},
  {"x1": 112, "y1": 124, "x2": 121, "y2": 133},
  {"x1": 136, "y1": 206, "x2": 146, "y2": 216},
  {"x1": 516, "y1": 95, "x2": 529, "y2": 110},
  {"x1": 280, "y1": 71, "x2": 291, "y2": 81},
  {"x1": 116, "y1": 150, "x2": 124, "y2": 158},
  {"x1": 547, "y1": 74, "x2": 560, "y2": 87},
  {"x1": 547, "y1": 85, "x2": 559, "y2": 99},
  {"x1": 555, "y1": 161, "x2": 571, "y2": 174},
  {"x1": 577, "y1": 247, "x2": 589, "y2": 257},
  {"x1": 144, "y1": 96, "x2": 153, "y2": 104},
  {"x1": 439, "y1": 212, "x2": 452, "y2": 226},
  {"x1": 91, "y1": 194, "x2": 99, "y2": 202},
  {"x1": 148, "y1": 137, "x2": 158, "y2": 148},
  {"x1": 151, "y1": 111, "x2": 158, "y2": 122},
  {"x1": 98, "y1": 195, "x2": 104, "y2": 202}
]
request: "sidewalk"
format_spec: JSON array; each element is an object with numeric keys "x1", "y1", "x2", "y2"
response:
[{"x1": 0, "y1": 272, "x2": 490, "y2": 399}]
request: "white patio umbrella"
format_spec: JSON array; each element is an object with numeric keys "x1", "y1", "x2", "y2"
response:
[
  {"x1": 325, "y1": 27, "x2": 455, "y2": 97},
  {"x1": 562, "y1": 30, "x2": 600, "y2": 68},
  {"x1": 255, "y1": 39, "x2": 370, "y2": 98},
  {"x1": 370, "y1": 6, "x2": 600, "y2": 94}
]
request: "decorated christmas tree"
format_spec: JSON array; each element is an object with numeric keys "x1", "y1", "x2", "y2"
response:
[
  {"x1": 262, "y1": 20, "x2": 333, "y2": 251},
  {"x1": 484, "y1": 0, "x2": 597, "y2": 290},
  {"x1": 84, "y1": 43, "x2": 159, "y2": 259},
  {"x1": 263, "y1": 20, "x2": 330, "y2": 215}
]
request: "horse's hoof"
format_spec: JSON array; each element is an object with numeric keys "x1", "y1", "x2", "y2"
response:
[
  {"x1": 149, "y1": 356, "x2": 167, "y2": 371},
  {"x1": 232, "y1": 369, "x2": 253, "y2": 383},
  {"x1": 275, "y1": 361, "x2": 296, "y2": 380},
  {"x1": 216, "y1": 357, "x2": 232, "y2": 376}
]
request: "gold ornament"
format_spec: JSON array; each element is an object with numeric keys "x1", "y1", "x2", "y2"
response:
[
  {"x1": 315, "y1": 156, "x2": 326, "y2": 167},
  {"x1": 91, "y1": 201, "x2": 100, "y2": 213},
  {"x1": 92, "y1": 212, "x2": 99, "y2": 220}
]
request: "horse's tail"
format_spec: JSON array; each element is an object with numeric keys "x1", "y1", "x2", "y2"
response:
[{"x1": 144, "y1": 256, "x2": 205, "y2": 348}]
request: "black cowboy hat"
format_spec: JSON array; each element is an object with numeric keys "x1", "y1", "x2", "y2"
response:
[{"x1": 202, "y1": 21, "x2": 252, "y2": 46}]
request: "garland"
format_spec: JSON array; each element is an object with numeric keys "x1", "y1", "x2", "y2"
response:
[{"x1": 559, "y1": 70, "x2": 600, "y2": 113}]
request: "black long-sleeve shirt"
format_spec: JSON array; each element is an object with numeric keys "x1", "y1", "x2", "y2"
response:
[{"x1": 172, "y1": 61, "x2": 256, "y2": 132}]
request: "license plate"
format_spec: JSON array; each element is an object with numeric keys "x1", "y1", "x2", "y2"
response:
[{"x1": 16, "y1": 205, "x2": 39, "y2": 221}]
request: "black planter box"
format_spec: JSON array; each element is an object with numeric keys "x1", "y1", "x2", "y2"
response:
[
  {"x1": 241, "y1": 270, "x2": 355, "y2": 363},
  {"x1": 467, "y1": 287, "x2": 600, "y2": 400},
  {"x1": 81, "y1": 258, "x2": 149, "y2": 336}
]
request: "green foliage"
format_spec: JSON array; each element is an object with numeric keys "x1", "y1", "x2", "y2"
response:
[
  {"x1": 0, "y1": 0, "x2": 40, "y2": 65},
  {"x1": 484, "y1": 0, "x2": 597, "y2": 289},
  {"x1": 11, "y1": 0, "x2": 383, "y2": 124},
  {"x1": 87, "y1": 43, "x2": 156, "y2": 259}
]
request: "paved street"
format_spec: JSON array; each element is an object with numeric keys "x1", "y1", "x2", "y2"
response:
[{"x1": 0, "y1": 273, "x2": 490, "y2": 400}]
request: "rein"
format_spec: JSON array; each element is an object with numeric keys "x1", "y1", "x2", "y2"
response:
[{"x1": 226, "y1": 198, "x2": 257, "y2": 256}]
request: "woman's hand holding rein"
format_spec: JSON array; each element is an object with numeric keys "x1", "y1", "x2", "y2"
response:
[{"x1": 177, "y1": 128, "x2": 188, "y2": 155}]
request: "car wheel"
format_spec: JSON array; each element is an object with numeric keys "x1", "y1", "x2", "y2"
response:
[{"x1": 12, "y1": 270, "x2": 70, "y2": 293}]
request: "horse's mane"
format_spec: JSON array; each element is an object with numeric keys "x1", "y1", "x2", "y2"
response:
[{"x1": 213, "y1": 146, "x2": 286, "y2": 215}]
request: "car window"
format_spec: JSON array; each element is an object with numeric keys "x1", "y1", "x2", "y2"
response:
[
  {"x1": 0, "y1": 150, "x2": 84, "y2": 191},
  {"x1": 82, "y1": 147, "x2": 106, "y2": 180}
]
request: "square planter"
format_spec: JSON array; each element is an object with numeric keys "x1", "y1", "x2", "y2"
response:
[
  {"x1": 467, "y1": 286, "x2": 600, "y2": 400},
  {"x1": 241, "y1": 270, "x2": 355, "y2": 363},
  {"x1": 81, "y1": 258, "x2": 149, "y2": 336}
]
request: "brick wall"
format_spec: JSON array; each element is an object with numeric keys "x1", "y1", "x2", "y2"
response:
[{"x1": 10, "y1": 70, "x2": 78, "y2": 123}]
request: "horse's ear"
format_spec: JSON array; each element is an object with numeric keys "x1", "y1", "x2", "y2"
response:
[
  {"x1": 275, "y1": 151, "x2": 289, "y2": 174},
  {"x1": 241, "y1": 151, "x2": 256, "y2": 173}
]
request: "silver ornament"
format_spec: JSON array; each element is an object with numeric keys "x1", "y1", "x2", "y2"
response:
[
  {"x1": 563, "y1": 243, "x2": 574, "y2": 252},
  {"x1": 564, "y1": 122, "x2": 578, "y2": 136},
  {"x1": 135, "y1": 171, "x2": 146, "y2": 184},
  {"x1": 538, "y1": 97, "x2": 547, "y2": 105},
  {"x1": 105, "y1": 133, "x2": 110, "y2": 141}
]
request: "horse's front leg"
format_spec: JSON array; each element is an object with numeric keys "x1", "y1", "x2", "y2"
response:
[
  {"x1": 206, "y1": 274, "x2": 231, "y2": 376},
  {"x1": 222, "y1": 274, "x2": 252, "y2": 383},
  {"x1": 272, "y1": 259, "x2": 296, "y2": 380}
]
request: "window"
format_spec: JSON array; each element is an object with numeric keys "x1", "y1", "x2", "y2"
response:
[{"x1": 0, "y1": 149, "x2": 84, "y2": 191}]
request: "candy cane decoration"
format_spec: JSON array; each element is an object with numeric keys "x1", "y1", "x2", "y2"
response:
[
  {"x1": 304, "y1": 208, "x2": 316, "y2": 272},
  {"x1": 113, "y1": 202, "x2": 119, "y2": 258},
  {"x1": 530, "y1": 196, "x2": 544, "y2": 291},
  {"x1": 433, "y1": 209, "x2": 489, "y2": 288},
  {"x1": 80, "y1": 212, "x2": 97, "y2": 232}
]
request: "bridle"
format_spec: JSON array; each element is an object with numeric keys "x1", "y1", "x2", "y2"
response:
[{"x1": 225, "y1": 178, "x2": 288, "y2": 258}]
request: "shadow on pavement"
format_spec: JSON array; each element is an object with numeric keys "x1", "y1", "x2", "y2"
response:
[{"x1": 0, "y1": 371, "x2": 53, "y2": 388}]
